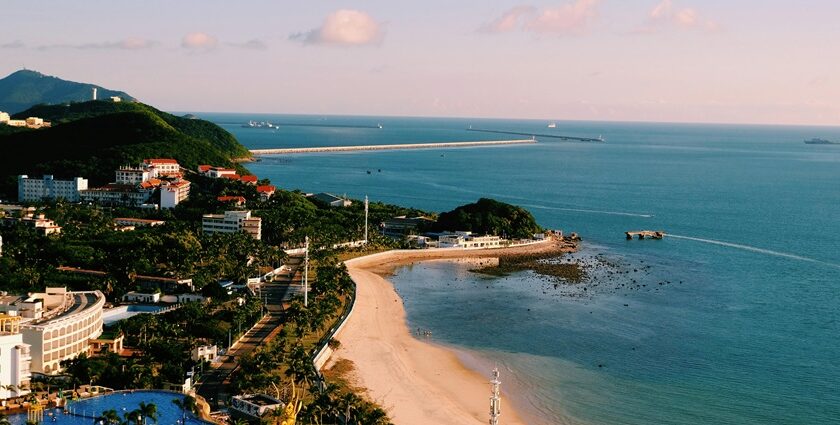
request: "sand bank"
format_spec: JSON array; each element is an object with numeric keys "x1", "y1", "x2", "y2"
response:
[{"x1": 325, "y1": 239, "x2": 574, "y2": 424}]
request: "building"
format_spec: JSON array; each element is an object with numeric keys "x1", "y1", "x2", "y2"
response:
[
  {"x1": 438, "y1": 231, "x2": 503, "y2": 249},
  {"x1": 2, "y1": 212, "x2": 62, "y2": 236},
  {"x1": 381, "y1": 216, "x2": 435, "y2": 238},
  {"x1": 113, "y1": 218, "x2": 165, "y2": 228},
  {"x1": 18, "y1": 175, "x2": 89, "y2": 203},
  {"x1": 144, "y1": 159, "x2": 181, "y2": 177},
  {"x1": 89, "y1": 330, "x2": 124, "y2": 356},
  {"x1": 256, "y1": 185, "x2": 276, "y2": 201},
  {"x1": 200, "y1": 166, "x2": 238, "y2": 179},
  {"x1": 3, "y1": 117, "x2": 51, "y2": 129},
  {"x1": 79, "y1": 184, "x2": 153, "y2": 207},
  {"x1": 0, "y1": 288, "x2": 105, "y2": 374},
  {"x1": 230, "y1": 394, "x2": 285, "y2": 422},
  {"x1": 160, "y1": 180, "x2": 191, "y2": 208},
  {"x1": 217, "y1": 196, "x2": 246, "y2": 207},
  {"x1": 240, "y1": 175, "x2": 258, "y2": 185},
  {"x1": 191, "y1": 344, "x2": 218, "y2": 362},
  {"x1": 202, "y1": 210, "x2": 262, "y2": 240},
  {"x1": 122, "y1": 291, "x2": 160, "y2": 303},
  {"x1": 115, "y1": 166, "x2": 151, "y2": 185},
  {"x1": 0, "y1": 112, "x2": 9, "y2": 123},
  {"x1": 177, "y1": 293, "x2": 205, "y2": 303},
  {"x1": 110, "y1": 96, "x2": 122, "y2": 102},
  {"x1": 311, "y1": 193, "x2": 352, "y2": 207},
  {"x1": 0, "y1": 315, "x2": 31, "y2": 400}
]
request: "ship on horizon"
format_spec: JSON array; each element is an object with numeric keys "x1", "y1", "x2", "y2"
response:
[{"x1": 804, "y1": 138, "x2": 839, "y2": 145}]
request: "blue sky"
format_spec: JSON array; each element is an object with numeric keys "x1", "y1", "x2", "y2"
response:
[{"x1": 2, "y1": 0, "x2": 839, "y2": 125}]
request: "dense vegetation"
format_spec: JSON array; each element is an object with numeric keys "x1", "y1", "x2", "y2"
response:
[
  {"x1": 0, "y1": 100, "x2": 250, "y2": 199},
  {"x1": 0, "y1": 69, "x2": 133, "y2": 114},
  {"x1": 434, "y1": 197, "x2": 543, "y2": 239}
]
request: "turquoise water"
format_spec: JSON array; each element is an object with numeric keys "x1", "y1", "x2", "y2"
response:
[
  {"x1": 9, "y1": 391, "x2": 206, "y2": 425},
  {"x1": 200, "y1": 113, "x2": 840, "y2": 424}
]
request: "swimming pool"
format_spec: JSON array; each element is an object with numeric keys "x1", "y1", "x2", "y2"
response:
[
  {"x1": 9, "y1": 391, "x2": 209, "y2": 425},
  {"x1": 102, "y1": 305, "x2": 164, "y2": 325}
]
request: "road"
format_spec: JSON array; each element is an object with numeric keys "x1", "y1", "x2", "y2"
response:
[{"x1": 195, "y1": 256, "x2": 307, "y2": 408}]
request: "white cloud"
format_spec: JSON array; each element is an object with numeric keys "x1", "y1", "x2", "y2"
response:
[
  {"x1": 481, "y1": 1, "x2": 600, "y2": 36},
  {"x1": 292, "y1": 10, "x2": 383, "y2": 46},
  {"x1": 181, "y1": 32, "x2": 218, "y2": 49}
]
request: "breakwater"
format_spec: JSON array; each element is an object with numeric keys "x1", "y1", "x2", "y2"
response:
[
  {"x1": 250, "y1": 139, "x2": 536, "y2": 155},
  {"x1": 467, "y1": 128, "x2": 604, "y2": 142}
]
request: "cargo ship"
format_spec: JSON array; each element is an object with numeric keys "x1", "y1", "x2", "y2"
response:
[{"x1": 804, "y1": 138, "x2": 839, "y2": 145}]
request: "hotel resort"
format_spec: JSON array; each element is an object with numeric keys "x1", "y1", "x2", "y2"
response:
[{"x1": 0, "y1": 287, "x2": 106, "y2": 399}]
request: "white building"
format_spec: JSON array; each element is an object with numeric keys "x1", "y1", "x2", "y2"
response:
[
  {"x1": 438, "y1": 231, "x2": 503, "y2": 249},
  {"x1": 113, "y1": 218, "x2": 165, "y2": 227},
  {"x1": 0, "y1": 112, "x2": 9, "y2": 123},
  {"x1": 115, "y1": 166, "x2": 151, "y2": 185},
  {"x1": 0, "y1": 315, "x2": 31, "y2": 400},
  {"x1": 122, "y1": 292, "x2": 160, "y2": 303},
  {"x1": 202, "y1": 210, "x2": 262, "y2": 240},
  {"x1": 79, "y1": 184, "x2": 154, "y2": 207},
  {"x1": 191, "y1": 344, "x2": 218, "y2": 362},
  {"x1": 0, "y1": 288, "x2": 105, "y2": 374},
  {"x1": 160, "y1": 180, "x2": 191, "y2": 208},
  {"x1": 230, "y1": 394, "x2": 285, "y2": 422},
  {"x1": 18, "y1": 175, "x2": 89, "y2": 203},
  {"x1": 311, "y1": 193, "x2": 352, "y2": 207}
]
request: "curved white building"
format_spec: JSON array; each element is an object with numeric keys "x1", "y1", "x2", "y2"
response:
[{"x1": 0, "y1": 288, "x2": 105, "y2": 374}]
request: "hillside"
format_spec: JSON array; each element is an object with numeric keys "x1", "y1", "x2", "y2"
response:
[
  {"x1": 433, "y1": 198, "x2": 543, "y2": 239},
  {"x1": 0, "y1": 69, "x2": 135, "y2": 114},
  {"x1": 0, "y1": 101, "x2": 251, "y2": 199}
]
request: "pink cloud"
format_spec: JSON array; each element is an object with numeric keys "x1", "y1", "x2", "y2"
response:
[
  {"x1": 480, "y1": 6, "x2": 536, "y2": 33},
  {"x1": 481, "y1": 1, "x2": 600, "y2": 36},
  {"x1": 293, "y1": 10, "x2": 383, "y2": 46},
  {"x1": 181, "y1": 32, "x2": 218, "y2": 49},
  {"x1": 645, "y1": 0, "x2": 718, "y2": 31}
]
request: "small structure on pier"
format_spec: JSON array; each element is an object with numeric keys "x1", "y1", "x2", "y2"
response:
[{"x1": 626, "y1": 230, "x2": 665, "y2": 240}]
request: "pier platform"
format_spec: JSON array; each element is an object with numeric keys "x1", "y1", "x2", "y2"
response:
[{"x1": 249, "y1": 139, "x2": 536, "y2": 155}]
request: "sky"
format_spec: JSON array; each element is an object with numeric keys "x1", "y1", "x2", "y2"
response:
[{"x1": 1, "y1": 0, "x2": 839, "y2": 126}]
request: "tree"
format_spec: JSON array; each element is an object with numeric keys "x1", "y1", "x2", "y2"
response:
[{"x1": 138, "y1": 402, "x2": 157, "y2": 425}]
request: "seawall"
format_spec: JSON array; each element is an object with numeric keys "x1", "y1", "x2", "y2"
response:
[{"x1": 249, "y1": 139, "x2": 536, "y2": 155}]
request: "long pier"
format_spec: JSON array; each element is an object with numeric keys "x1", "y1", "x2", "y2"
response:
[
  {"x1": 467, "y1": 128, "x2": 604, "y2": 142},
  {"x1": 249, "y1": 139, "x2": 536, "y2": 155}
]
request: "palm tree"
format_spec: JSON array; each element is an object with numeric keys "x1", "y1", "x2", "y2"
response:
[
  {"x1": 99, "y1": 409, "x2": 121, "y2": 425},
  {"x1": 138, "y1": 402, "x2": 157, "y2": 425},
  {"x1": 0, "y1": 413, "x2": 12, "y2": 425}
]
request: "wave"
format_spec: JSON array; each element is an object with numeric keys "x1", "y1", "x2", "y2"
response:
[
  {"x1": 520, "y1": 203, "x2": 654, "y2": 218},
  {"x1": 667, "y1": 234, "x2": 840, "y2": 269}
]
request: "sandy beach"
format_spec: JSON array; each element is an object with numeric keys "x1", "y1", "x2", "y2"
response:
[{"x1": 325, "y1": 239, "x2": 574, "y2": 425}]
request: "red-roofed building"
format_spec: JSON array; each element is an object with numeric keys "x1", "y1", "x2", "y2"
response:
[
  {"x1": 198, "y1": 165, "x2": 211, "y2": 173},
  {"x1": 204, "y1": 167, "x2": 238, "y2": 179},
  {"x1": 256, "y1": 185, "x2": 276, "y2": 201},
  {"x1": 217, "y1": 196, "x2": 246, "y2": 207},
  {"x1": 144, "y1": 159, "x2": 181, "y2": 177},
  {"x1": 221, "y1": 174, "x2": 241, "y2": 181},
  {"x1": 161, "y1": 180, "x2": 191, "y2": 208},
  {"x1": 240, "y1": 175, "x2": 258, "y2": 185}
]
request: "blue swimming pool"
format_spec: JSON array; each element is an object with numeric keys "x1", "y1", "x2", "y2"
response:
[
  {"x1": 102, "y1": 305, "x2": 164, "y2": 325},
  {"x1": 9, "y1": 391, "x2": 208, "y2": 425}
]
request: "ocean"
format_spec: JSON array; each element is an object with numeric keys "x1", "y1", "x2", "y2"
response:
[{"x1": 198, "y1": 113, "x2": 840, "y2": 424}]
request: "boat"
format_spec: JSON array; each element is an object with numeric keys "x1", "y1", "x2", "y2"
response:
[
  {"x1": 377, "y1": 124, "x2": 383, "y2": 129},
  {"x1": 242, "y1": 120, "x2": 277, "y2": 129},
  {"x1": 547, "y1": 122, "x2": 557, "y2": 128},
  {"x1": 804, "y1": 138, "x2": 840, "y2": 145}
]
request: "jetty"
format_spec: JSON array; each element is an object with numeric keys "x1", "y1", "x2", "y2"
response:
[
  {"x1": 249, "y1": 139, "x2": 536, "y2": 155},
  {"x1": 467, "y1": 128, "x2": 604, "y2": 142},
  {"x1": 626, "y1": 230, "x2": 666, "y2": 240}
]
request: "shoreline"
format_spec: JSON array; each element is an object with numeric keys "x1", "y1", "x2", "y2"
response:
[{"x1": 326, "y1": 239, "x2": 574, "y2": 424}]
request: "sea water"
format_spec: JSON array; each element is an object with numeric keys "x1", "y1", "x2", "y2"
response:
[{"x1": 197, "y1": 113, "x2": 840, "y2": 424}]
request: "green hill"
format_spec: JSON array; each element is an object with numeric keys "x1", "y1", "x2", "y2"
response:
[
  {"x1": 0, "y1": 69, "x2": 135, "y2": 114},
  {"x1": 434, "y1": 198, "x2": 543, "y2": 239},
  {"x1": 0, "y1": 101, "x2": 251, "y2": 199}
]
